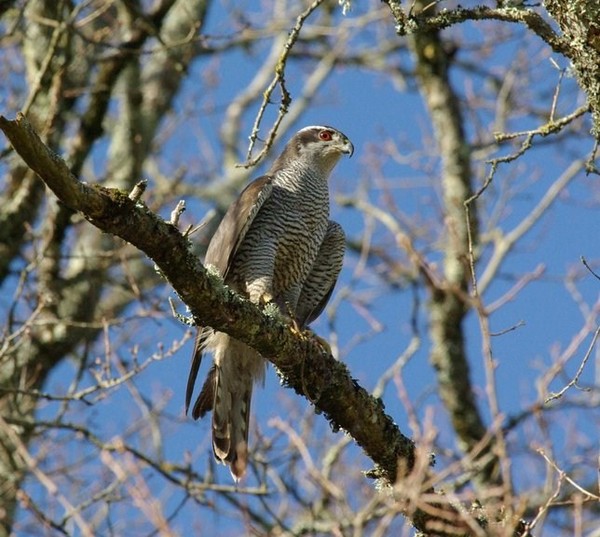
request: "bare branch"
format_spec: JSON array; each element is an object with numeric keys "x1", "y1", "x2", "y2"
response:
[
  {"x1": 545, "y1": 326, "x2": 600, "y2": 403},
  {"x1": 242, "y1": 0, "x2": 326, "y2": 167},
  {"x1": 477, "y1": 159, "x2": 584, "y2": 293},
  {"x1": 1, "y1": 113, "x2": 484, "y2": 536},
  {"x1": 385, "y1": 3, "x2": 568, "y2": 55}
]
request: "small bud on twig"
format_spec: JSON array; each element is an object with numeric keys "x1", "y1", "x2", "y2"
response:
[
  {"x1": 170, "y1": 200, "x2": 186, "y2": 226},
  {"x1": 128, "y1": 180, "x2": 147, "y2": 202}
]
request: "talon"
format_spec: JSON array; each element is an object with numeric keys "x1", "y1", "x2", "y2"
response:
[
  {"x1": 259, "y1": 292, "x2": 274, "y2": 306},
  {"x1": 290, "y1": 316, "x2": 303, "y2": 335}
]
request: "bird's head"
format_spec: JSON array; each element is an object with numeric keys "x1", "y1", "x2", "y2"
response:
[{"x1": 273, "y1": 125, "x2": 354, "y2": 177}]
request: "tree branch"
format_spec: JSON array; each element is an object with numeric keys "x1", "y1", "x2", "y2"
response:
[
  {"x1": 384, "y1": 3, "x2": 568, "y2": 55},
  {"x1": 383, "y1": 1, "x2": 600, "y2": 137},
  {"x1": 407, "y1": 1, "x2": 505, "y2": 495},
  {"x1": 1, "y1": 113, "x2": 488, "y2": 536},
  {"x1": 543, "y1": 0, "x2": 600, "y2": 137}
]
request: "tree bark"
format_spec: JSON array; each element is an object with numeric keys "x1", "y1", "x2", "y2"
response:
[
  {"x1": 1, "y1": 113, "x2": 484, "y2": 537},
  {"x1": 544, "y1": 0, "x2": 600, "y2": 138}
]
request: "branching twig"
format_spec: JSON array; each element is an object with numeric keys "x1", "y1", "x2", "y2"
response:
[
  {"x1": 545, "y1": 326, "x2": 600, "y2": 403},
  {"x1": 537, "y1": 448, "x2": 600, "y2": 500},
  {"x1": 1, "y1": 113, "x2": 484, "y2": 536},
  {"x1": 476, "y1": 159, "x2": 584, "y2": 293},
  {"x1": 242, "y1": 0, "x2": 326, "y2": 167},
  {"x1": 0, "y1": 415, "x2": 96, "y2": 537}
]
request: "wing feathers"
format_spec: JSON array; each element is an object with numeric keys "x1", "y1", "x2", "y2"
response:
[
  {"x1": 204, "y1": 175, "x2": 273, "y2": 278},
  {"x1": 185, "y1": 328, "x2": 210, "y2": 415},
  {"x1": 296, "y1": 220, "x2": 345, "y2": 327},
  {"x1": 186, "y1": 176, "x2": 272, "y2": 416},
  {"x1": 191, "y1": 363, "x2": 217, "y2": 419}
]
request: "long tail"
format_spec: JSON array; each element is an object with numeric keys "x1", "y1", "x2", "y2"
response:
[
  {"x1": 212, "y1": 363, "x2": 253, "y2": 480},
  {"x1": 192, "y1": 333, "x2": 263, "y2": 480}
]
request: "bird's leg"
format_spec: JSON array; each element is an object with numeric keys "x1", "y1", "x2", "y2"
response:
[
  {"x1": 251, "y1": 286, "x2": 288, "y2": 324},
  {"x1": 258, "y1": 291, "x2": 275, "y2": 307},
  {"x1": 251, "y1": 284, "x2": 330, "y2": 354},
  {"x1": 282, "y1": 301, "x2": 332, "y2": 355},
  {"x1": 248, "y1": 277, "x2": 275, "y2": 309},
  {"x1": 283, "y1": 303, "x2": 304, "y2": 335}
]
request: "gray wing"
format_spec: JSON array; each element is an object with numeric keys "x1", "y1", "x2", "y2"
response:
[
  {"x1": 185, "y1": 176, "x2": 273, "y2": 415},
  {"x1": 204, "y1": 175, "x2": 273, "y2": 278},
  {"x1": 295, "y1": 220, "x2": 345, "y2": 328}
]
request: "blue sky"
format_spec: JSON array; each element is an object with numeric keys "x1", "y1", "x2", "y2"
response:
[{"x1": 19, "y1": 1, "x2": 600, "y2": 534}]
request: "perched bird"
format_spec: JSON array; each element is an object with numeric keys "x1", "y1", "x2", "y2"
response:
[{"x1": 186, "y1": 125, "x2": 353, "y2": 480}]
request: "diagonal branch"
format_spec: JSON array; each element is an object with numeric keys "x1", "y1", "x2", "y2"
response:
[{"x1": 2, "y1": 113, "x2": 533, "y2": 536}]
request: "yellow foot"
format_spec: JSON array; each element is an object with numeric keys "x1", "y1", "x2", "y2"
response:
[
  {"x1": 289, "y1": 315, "x2": 302, "y2": 336},
  {"x1": 258, "y1": 291, "x2": 274, "y2": 306}
]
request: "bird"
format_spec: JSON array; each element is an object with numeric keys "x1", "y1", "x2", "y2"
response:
[{"x1": 185, "y1": 125, "x2": 353, "y2": 480}]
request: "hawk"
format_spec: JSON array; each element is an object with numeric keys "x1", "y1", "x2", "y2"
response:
[{"x1": 186, "y1": 125, "x2": 353, "y2": 480}]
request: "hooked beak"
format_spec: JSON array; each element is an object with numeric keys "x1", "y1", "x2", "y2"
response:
[{"x1": 341, "y1": 138, "x2": 354, "y2": 157}]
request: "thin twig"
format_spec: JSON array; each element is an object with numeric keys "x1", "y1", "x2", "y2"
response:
[
  {"x1": 581, "y1": 256, "x2": 600, "y2": 281},
  {"x1": 242, "y1": 0, "x2": 326, "y2": 167},
  {"x1": 170, "y1": 199, "x2": 186, "y2": 226},
  {"x1": 537, "y1": 448, "x2": 600, "y2": 500},
  {"x1": 129, "y1": 179, "x2": 148, "y2": 201},
  {"x1": 545, "y1": 326, "x2": 600, "y2": 403}
]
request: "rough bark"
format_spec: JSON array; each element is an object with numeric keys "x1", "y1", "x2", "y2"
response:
[
  {"x1": 544, "y1": 0, "x2": 600, "y2": 137},
  {"x1": 1, "y1": 113, "x2": 485, "y2": 537}
]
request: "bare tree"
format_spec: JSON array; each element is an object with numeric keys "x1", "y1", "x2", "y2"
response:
[{"x1": 1, "y1": 0, "x2": 598, "y2": 535}]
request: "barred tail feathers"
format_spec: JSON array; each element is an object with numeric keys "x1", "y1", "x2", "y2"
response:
[{"x1": 210, "y1": 334, "x2": 264, "y2": 480}]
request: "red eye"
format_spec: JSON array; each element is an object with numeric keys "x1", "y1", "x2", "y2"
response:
[{"x1": 319, "y1": 130, "x2": 333, "y2": 141}]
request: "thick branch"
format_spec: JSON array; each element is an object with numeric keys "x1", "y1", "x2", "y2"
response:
[
  {"x1": 544, "y1": 0, "x2": 600, "y2": 137},
  {"x1": 383, "y1": 1, "x2": 599, "y2": 136},
  {"x1": 382, "y1": 2, "x2": 567, "y2": 54},
  {"x1": 0, "y1": 113, "x2": 482, "y2": 536}
]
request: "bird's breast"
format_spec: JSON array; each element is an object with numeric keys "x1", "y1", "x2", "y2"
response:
[{"x1": 232, "y1": 174, "x2": 330, "y2": 296}]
